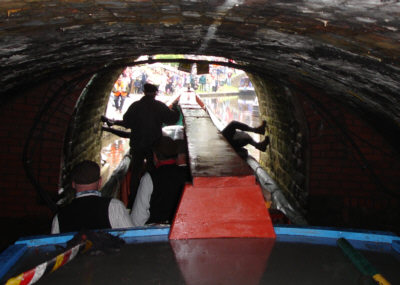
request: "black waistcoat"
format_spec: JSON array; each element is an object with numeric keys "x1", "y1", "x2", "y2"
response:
[
  {"x1": 147, "y1": 165, "x2": 188, "y2": 224},
  {"x1": 58, "y1": 196, "x2": 112, "y2": 233}
]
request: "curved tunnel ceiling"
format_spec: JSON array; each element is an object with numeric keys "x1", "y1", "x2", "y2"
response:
[{"x1": 1, "y1": 0, "x2": 399, "y2": 144}]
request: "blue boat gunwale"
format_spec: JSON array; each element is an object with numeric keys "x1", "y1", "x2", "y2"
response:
[
  {"x1": 1, "y1": 225, "x2": 399, "y2": 282},
  {"x1": 12, "y1": 224, "x2": 400, "y2": 247},
  {"x1": 14, "y1": 225, "x2": 171, "y2": 247},
  {"x1": 275, "y1": 224, "x2": 400, "y2": 244}
]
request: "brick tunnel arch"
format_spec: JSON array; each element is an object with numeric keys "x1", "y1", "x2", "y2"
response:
[
  {"x1": 65, "y1": 60, "x2": 308, "y2": 208},
  {"x1": 63, "y1": 58, "x2": 400, "y2": 232},
  {"x1": 1, "y1": 57, "x2": 399, "y2": 241},
  {"x1": 0, "y1": 1, "x2": 400, "y2": 241}
]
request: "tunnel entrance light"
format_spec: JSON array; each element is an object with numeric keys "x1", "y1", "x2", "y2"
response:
[
  {"x1": 131, "y1": 54, "x2": 241, "y2": 76},
  {"x1": 101, "y1": 55, "x2": 260, "y2": 187}
]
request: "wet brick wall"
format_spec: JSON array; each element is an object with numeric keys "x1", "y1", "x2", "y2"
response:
[
  {"x1": 253, "y1": 75, "x2": 308, "y2": 213},
  {"x1": 63, "y1": 69, "x2": 122, "y2": 184}
]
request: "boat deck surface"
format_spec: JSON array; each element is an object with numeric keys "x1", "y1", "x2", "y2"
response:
[
  {"x1": 2, "y1": 227, "x2": 400, "y2": 285},
  {"x1": 182, "y1": 107, "x2": 253, "y2": 178}
]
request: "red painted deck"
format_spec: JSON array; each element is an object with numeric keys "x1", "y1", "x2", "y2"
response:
[{"x1": 170, "y1": 103, "x2": 275, "y2": 239}]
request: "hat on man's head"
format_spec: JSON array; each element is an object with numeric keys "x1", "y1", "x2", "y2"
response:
[
  {"x1": 72, "y1": 160, "x2": 100, "y2": 184},
  {"x1": 143, "y1": 83, "x2": 158, "y2": 94},
  {"x1": 153, "y1": 136, "x2": 179, "y2": 160}
]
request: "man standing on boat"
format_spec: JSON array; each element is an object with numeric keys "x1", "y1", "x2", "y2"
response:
[
  {"x1": 51, "y1": 160, "x2": 134, "y2": 234},
  {"x1": 102, "y1": 83, "x2": 180, "y2": 208}
]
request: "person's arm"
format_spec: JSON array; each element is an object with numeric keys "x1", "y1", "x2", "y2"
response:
[
  {"x1": 102, "y1": 126, "x2": 130, "y2": 138},
  {"x1": 112, "y1": 84, "x2": 118, "y2": 93},
  {"x1": 108, "y1": 199, "x2": 134, "y2": 229},
  {"x1": 167, "y1": 94, "x2": 181, "y2": 108},
  {"x1": 101, "y1": 115, "x2": 127, "y2": 128},
  {"x1": 51, "y1": 215, "x2": 60, "y2": 234},
  {"x1": 159, "y1": 101, "x2": 180, "y2": 125},
  {"x1": 130, "y1": 173, "x2": 153, "y2": 226}
]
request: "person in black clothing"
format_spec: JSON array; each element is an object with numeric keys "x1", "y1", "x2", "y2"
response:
[
  {"x1": 222, "y1": 120, "x2": 270, "y2": 158},
  {"x1": 101, "y1": 83, "x2": 180, "y2": 208},
  {"x1": 131, "y1": 136, "x2": 189, "y2": 226},
  {"x1": 51, "y1": 160, "x2": 134, "y2": 234}
]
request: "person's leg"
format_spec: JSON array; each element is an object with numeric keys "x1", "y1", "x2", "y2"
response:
[
  {"x1": 231, "y1": 131, "x2": 254, "y2": 149},
  {"x1": 233, "y1": 132, "x2": 270, "y2": 151},
  {"x1": 227, "y1": 120, "x2": 266, "y2": 134},
  {"x1": 253, "y1": 120, "x2": 267, "y2": 134},
  {"x1": 114, "y1": 95, "x2": 120, "y2": 110},
  {"x1": 221, "y1": 121, "x2": 238, "y2": 143},
  {"x1": 254, "y1": 136, "x2": 270, "y2": 151},
  {"x1": 119, "y1": 96, "x2": 126, "y2": 112},
  {"x1": 128, "y1": 149, "x2": 146, "y2": 209}
]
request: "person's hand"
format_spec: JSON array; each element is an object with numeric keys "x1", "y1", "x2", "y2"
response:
[
  {"x1": 101, "y1": 115, "x2": 108, "y2": 123},
  {"x1": 101, "y1": 115, "x2": 114, "y2": 126},
  {"x1": 170, "y1": 100, "x2": 179, "y2": 109}
]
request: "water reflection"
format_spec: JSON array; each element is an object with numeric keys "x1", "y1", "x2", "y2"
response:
[
  {"x1": 202, "y1": 93, "x2": 261, "y2": 159},
  {"x1": 171, "y1": 238, "x2": 275, "y2": 285},
  {"x1": 101, "y1": 139, "x2": 129, "y2": 180}
]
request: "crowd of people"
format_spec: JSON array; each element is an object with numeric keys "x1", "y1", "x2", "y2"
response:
[
  {"x1": 110, "y1": 63, "x2": 244, "y2": 101},
  {"x1": 52, "y1": 75, "x2": 270, "y2": 234}
]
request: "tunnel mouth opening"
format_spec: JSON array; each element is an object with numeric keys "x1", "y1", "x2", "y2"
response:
[{"x1": 100, "y1": 54, "x2": 263, "y2": 185}]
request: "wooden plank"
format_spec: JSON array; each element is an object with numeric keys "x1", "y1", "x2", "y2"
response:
[{"x1": 182, "y1": 107, "x2": 253, "y2": 178}]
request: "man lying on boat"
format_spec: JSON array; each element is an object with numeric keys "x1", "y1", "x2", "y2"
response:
[
  {"x1": 167, "y1": 85, "x2": 270, "y2": 159},
  {"x1": 222, "y1": 120, "x2": 270, "y2": 158}
]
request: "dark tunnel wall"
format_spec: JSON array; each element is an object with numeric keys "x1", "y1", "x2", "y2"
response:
[
  {"x1": 63, "y1": 68, "x2": 123, "y2": 186},
  {"x1": 253, "y1": 74, "x2": 400, "y2": 231},
  {"x1": 0, "y1": 70, "x2": 93, "y2": 219},
  {"x1": 291, "y1": 81, "x2": 400, "y2": 231},
  {"x1": 253, "y1": 75, "x2": 308, "y2": 208},
  {"x1": 0, "y1": 0, "x2": 400, "y2": 236}
]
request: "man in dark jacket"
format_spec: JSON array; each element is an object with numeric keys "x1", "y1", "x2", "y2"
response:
[{"x1": 102, "y1": 83, "x2": 180, "y2": 208}]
